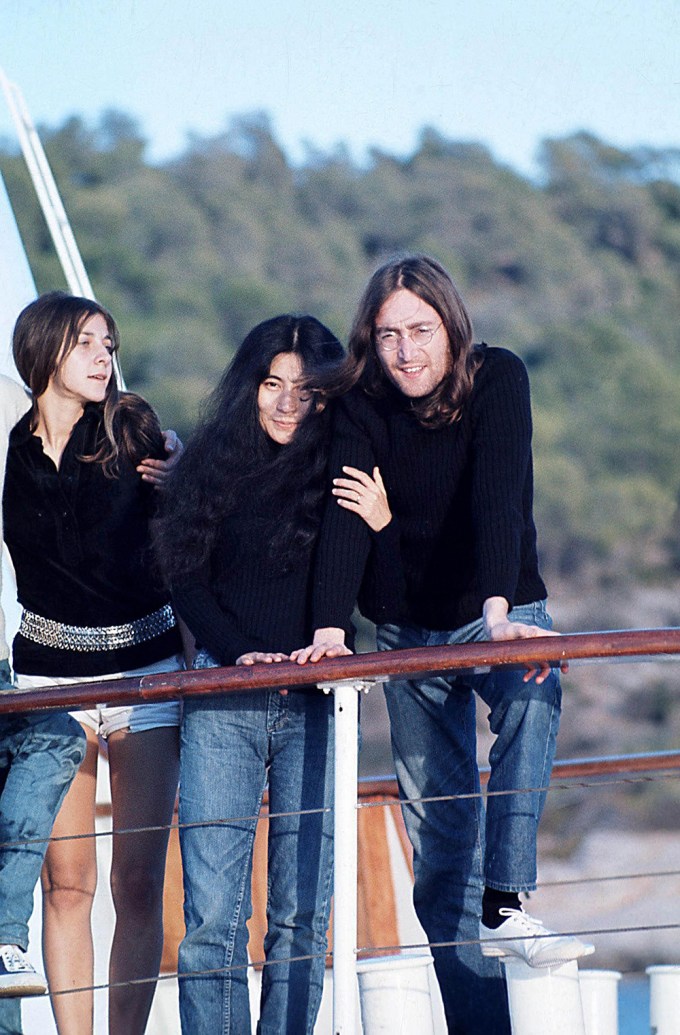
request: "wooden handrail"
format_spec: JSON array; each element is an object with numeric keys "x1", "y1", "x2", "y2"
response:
[{"x1": 2, "y1": 627, "x2": 680, "y2": 715}]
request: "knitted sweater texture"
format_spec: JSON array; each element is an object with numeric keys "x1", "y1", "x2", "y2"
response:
[
  {"x1": 172, "y1": 500, "x2": 400, "y2": 667},
  {"x1": 4, "y1": 403, "x2": 180, "y2": 676},
  {"x1": 313, "y1": 347, "x2": 547, "y2": 633}
]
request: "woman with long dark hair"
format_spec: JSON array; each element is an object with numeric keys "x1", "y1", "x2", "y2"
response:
[
  {"x1": 158, "y1": 314, "x2": 394, "y2": 1035},
  {"x1": 3, "y1": 291, "x2": 183, "y2": 1035}
]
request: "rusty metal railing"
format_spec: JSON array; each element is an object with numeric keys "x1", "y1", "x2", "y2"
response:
[
  {"x1": 3, "y1": 627, "x2": 680, "y2": 715},
  {"x1": 4, "y1": 626, "x2": 680, "y2": 1032}
]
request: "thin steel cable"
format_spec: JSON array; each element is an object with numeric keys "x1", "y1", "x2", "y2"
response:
[
  {"x1": 0, "y1": 807, "x2": 331, "y2": 851},
  {"x1": 2, "y1": 768, "x2": 680, "y2": 852},
  {"x1": 44, "y1": 920, "x2": 680, "y2": 999},
  {"x1": 49, "y1": 951, "x2": 330, "y2": 997},
  {"x1": 7, "y1": 634, "x2": 680, "y2": 1000},
  {"x1": 358, "y1": 769, "x2": 680, "y2": 809},
  {"x1": 4, "y1": 824, "x2": 677, "y2": 895},
  {"x1": 538, "y1": 868, "x2": 680, "y2": 888},
  {"x1": 357, "y1": 920, "x2": 680, "y2": 956}
]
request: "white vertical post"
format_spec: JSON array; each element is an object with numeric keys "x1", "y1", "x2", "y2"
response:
[
  {"x1": 319, "y1": 679, "x2": 363, "y2": 1035},
  {"x1": 332, "y1": 681, "x2": 359, "y2": 1035},
  {"x1": 357, "y1": 954, "x2": 436, "y2": 1034},
  {"x1": 504, "y1": 959, "x2": 586, "y2": 1034},
  {"x1": 578, "y1": 970, "x2": 620, "y2": 1035},
  {"x1": 647, "y1": 965, "x2": 680, "y2": 1035}
]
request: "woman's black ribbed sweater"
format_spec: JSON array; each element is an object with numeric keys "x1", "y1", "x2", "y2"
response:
[
  {"x1": 312, "y1": 347, "x2": 547, "y2": 635},
  {"x1": 172, "y1": 503, "x2": 400, "y2": 667},
  {"x1": 4, "y1": 404, "x2": 181, "y2": 676}
]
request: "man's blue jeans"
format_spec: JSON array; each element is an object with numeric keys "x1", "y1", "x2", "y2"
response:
[
  {"x1": 377, "y1": 601, "x2": 562, "y2": 1035},
  {"x1": 0, "y1": 710, "x2": 86, "y2": 1035},
  {"x1": 178, "y1": 653, "x2": 335, "y2": 1035}
]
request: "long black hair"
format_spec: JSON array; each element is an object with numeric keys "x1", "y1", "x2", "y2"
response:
[{"x1": 158, "y1": 314, "x2": 344, "y2": 582}]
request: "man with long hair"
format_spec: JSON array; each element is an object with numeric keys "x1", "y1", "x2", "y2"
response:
[{"x1": 296, "y1": 255, "x2": 593, "y2": 1034}]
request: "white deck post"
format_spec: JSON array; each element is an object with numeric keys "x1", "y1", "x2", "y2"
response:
[
  {"x1": 646, "y1": 965, "x2": 680, "y2": 1035},
  {"x1": 504, "y1": 959, "x2": 586, "y2": 1034},
  {"x1": 318, "y1": 679, "x2": 368, "y2": 1035}
]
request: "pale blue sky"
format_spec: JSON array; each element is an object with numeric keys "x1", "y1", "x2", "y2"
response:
[{"x1": 1, "y1": 0, "x2": 679, "y2": 176}]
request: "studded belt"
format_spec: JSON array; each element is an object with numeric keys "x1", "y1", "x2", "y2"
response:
[{"x1": 18, "y1": 604, "x2": 176, "y2": 653}]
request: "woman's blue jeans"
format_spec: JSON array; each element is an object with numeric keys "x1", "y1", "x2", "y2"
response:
[
  {"x1": 377, "y1": 601, "x2": 562, "y2": 1035},
  {"x1": 177, "y1": 653, "x2": 334, "y2": 1035},
  {"x1": 0, "y1": 711, "x2": 85, "y2": 1035},
  {"x1": 0, "y1": 712, "x2": 86, "y2": 948}
]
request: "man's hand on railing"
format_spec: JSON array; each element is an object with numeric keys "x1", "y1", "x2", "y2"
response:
[
  {"x1": 291, "y1": 628, "x2": 353, "y2": 665},
  {"x1": 483, "y1": 596, "x2": 569, "y2": 684}
]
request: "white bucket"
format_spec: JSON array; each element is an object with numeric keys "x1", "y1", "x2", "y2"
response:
[
  {"x1": 579, "y1": 970, "x2": 621, "y2": 1035},
  {"x1": 356, "y1": 953, "x2": 436, "y2": 1034},
  {"x1": 647, "y1": 964, "x2": 680, "y2": 1035},
  {"x1": 504, "y1": 959, "x2": 585, "y2": 1035}
]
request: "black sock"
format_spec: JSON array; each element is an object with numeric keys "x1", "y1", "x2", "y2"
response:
[{"x1": 482, "y1": 887, "x2": 522, "y2": 929}]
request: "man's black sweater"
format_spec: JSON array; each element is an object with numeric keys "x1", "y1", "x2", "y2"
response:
[{"x1": 313, "y1": 347, "x2": 547, "y2": 635}]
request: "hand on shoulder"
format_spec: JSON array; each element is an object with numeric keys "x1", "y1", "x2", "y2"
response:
[
  {"x1": 332, "y1": 466, "x2": 391, "y2": 531},
  {"x1": 137, "y1": 429, "x2": 184, "y2": 489}
]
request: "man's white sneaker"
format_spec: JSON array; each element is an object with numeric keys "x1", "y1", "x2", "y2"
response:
[
  {"x1": 480, "y1": 908, "x2": 595, "y2": 968},
  {"x1": 0, "y1": 945, "x2": 47, "y2": 997}
]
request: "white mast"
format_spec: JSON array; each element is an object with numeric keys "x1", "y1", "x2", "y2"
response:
[
  {"x1": 0, "y1": 67, "x2": 123, "y2": 382},
  {"x1": 0, "y1": 66, "x2": 95, "y2": 299}
]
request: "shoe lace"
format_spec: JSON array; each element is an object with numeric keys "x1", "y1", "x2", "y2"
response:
[
  {"x1": 0, "y1": 946, "x2": 32, "y2": 971},
  {"x1": 498, "y1": 908, "x2": 552, "y2": 937}
]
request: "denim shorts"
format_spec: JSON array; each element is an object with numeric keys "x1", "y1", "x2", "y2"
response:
[{"x1": 15, "y1": 654, "x2": 183, "y2": 737}]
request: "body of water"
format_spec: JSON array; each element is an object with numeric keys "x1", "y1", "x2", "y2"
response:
[{"x1": 619, "y1": 976, "x2": 650, "y2": 1034}]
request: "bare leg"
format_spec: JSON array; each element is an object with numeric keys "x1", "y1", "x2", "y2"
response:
[
  {"x1": 41, "y1": 726, "x2": 98, "y2": 1035},
  {"x1": 107, "y1": 726, "x2": 179, "y2": 1035}
]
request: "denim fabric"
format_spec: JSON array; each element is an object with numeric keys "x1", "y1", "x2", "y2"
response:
[
  {"x1": 16, "y1": 653, "x2": 183, "y2": 735},
  {"x1": 0, "y1": 999, "x2": 21, "y2": 1035},
  {"x1": 178, "y1": 651, "x2": 334, "y2": 1035},
  {"x1": 377, "y1": 601, "x2": 561, "y2": 1035},
  {"x1": 0, "y1": 709, "x2": 85, "y2": 1035},
  {"x1": 0, "y1": 711, "x2": 86, "y2": 950}
]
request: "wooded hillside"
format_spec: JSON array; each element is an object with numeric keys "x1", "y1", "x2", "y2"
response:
[
  {"x1": 4, "y1": 112, "x2": 680, "y2": 841},
  {"x1": 2, "y1": 111, "x2": 680, "y2": 588}
]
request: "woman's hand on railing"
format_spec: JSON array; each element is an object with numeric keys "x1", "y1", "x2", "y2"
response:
[
  {"x1": 332, "y1": 466, "x2": 391, "y2": 532},
  {"x1": 236, "y1": 651, "x2": 289, "y2": 665},
  {"x1": 290, "y1": 628, "x2": 353, "y2": 665}
]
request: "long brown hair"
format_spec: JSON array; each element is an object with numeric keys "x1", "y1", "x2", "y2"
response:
[
  {"x1": 12, "y1": 291, "x2": 162, "y2": 474},
  {"x1": 337, "y1": 255, "x2": 484, "y2": 427}
]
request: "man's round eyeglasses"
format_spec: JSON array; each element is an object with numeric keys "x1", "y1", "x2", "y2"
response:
[{"x1": 375, "y1": 323, "x2": 442, "y2": 352}]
